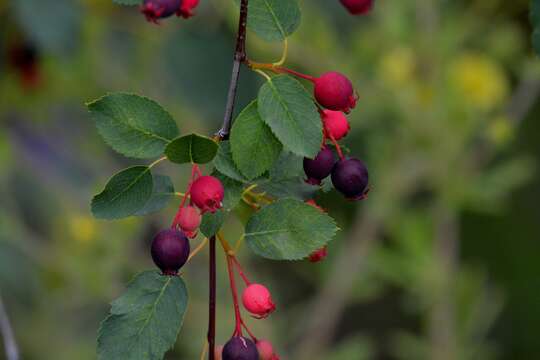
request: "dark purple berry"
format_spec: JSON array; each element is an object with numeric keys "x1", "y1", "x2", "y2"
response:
[
  {"x1": 303, "y1": 147, "x2": 336, "y2": 185},
  {"x1": 141, "y1": 0, "x2": 181, "y2": 23},
  {"x1": 331, "y1": 158, "x2": 369, "y2": 200},
  {"x1": 151, "y1": 229, "x2": 190, "y2": 275},
  {"x1": 222, "y1": 336, "x2": 259, "y2": 360}
]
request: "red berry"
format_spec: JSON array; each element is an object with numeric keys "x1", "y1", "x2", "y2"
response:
[
  {"x1": 242, "y1": 284, "x2": 276, "y2": 318},
  {"x1": 256, "y1": 340, "x2": 279, "y2": 360},
  {"x1": 309, "y1": 246, "x2": 328, "y2": 263},
  {"x1": 177, "y1": 206, "x2": 202, "y2": 238},
  {"x1": 190, "y1": 176, "x2": 224, "y2": 214},
  {"x1": 151, "y1": 229, "x2": 190, "y2": 275},
  {"x1": 141, "y1": 0, "x2": 181, "y2": 23},
  {"x1": 340, "y1": 0, "x2": 374, "y2": 15},
  {"x1": 303, "y1": 147, "x2": 336, "y2": 185},
  {"x1": 314, "y1": 72, "x2": 357, "y2": 113},
  {"x1": 222, "y1": 337, "x2": 259, "y2": 360},
  {"x1": 322, "y1": 110, "x2": 350, "y2": 140},
  {"x1": 177, "y1": 0, "x2": 200, "y2": 18},
  {"x1": 331, "y1": 158, "x2": 369, "y2": 200}
]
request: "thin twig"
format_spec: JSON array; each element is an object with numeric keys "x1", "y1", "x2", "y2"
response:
[
  {"x1": 207, "y1": 235, "x2": 216, "y2": 360},
  {"x1": 0, "y1": 293, "x2": 19, "y2": 360}
]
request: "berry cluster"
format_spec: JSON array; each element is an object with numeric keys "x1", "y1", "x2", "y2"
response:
[{"x1": 141, "y1": 0, "x2": 200, "y2": 23}]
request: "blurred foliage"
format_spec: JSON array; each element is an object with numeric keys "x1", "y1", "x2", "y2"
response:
[{"x1": 0, "y1": 0, "x2": 540, "y2": 359}]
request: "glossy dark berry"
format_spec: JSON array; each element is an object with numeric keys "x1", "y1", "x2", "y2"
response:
[
  {"x1": 141, "y1": 0, "x2": 181, "y2": 23},
  {"x1": 151, "y1": 229, "x2": 190, "y2": 275},
  {"x1": 303, "y1": 147, "x2": 336, "y2": 185},
  {"x1": 340, "y1": 0, "x2": 374, "y2": 15},
  {"x1": 331, "y1": 158, "x2": 369, "y2": 200},
  {"x1": 222, "y1": 337, "x2": 259, "y2": 360}
]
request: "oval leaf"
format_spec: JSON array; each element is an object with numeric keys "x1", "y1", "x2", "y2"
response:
[
  {"x1": 165, "y1": 134, "x2": 218, "y2": 164},
  {"x1": 97, "y1": 271, "x2": 188, "y2": 360},
  {"x1": 214, "y1": 142, "x2": 249, "y2": 183},
  {"x1": 246, "y1": 0, "x2": 301, "y2": 42},
  {"x1": 231, "y1": 101, "x2": 282, "y2": 180},
  {"x1": 258, "y1": 75, "x2": 322, "y2": 158},
  {"x1": 135, "y1": 175, "x2": 175, "y2": 216},
  {"x1": 92, "y1": 166, "x2": 153, "y2": 220},
  {"x1": 245, "y1": 199, "x2": 339, "y2": 260},
  {"x1": 87, "y1": 93, "x2": 179, "y2": 159}
]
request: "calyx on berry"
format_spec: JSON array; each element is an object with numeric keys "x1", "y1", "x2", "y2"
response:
[
  {"x1": 222, "y1": 336, "x2": 259, "y2": 360},
  {"x1": 303, "y1": 147, "x2": 336, "y2": 185},
  {"x1": 322, "y1": 110, "x2": 351, "y2": 141},
  {"x1": 176, "y1": 205, "x2": 201, "y2": 238},
  {"x1": 314, "y1": 71, "x2": 358, "y2": 113},
  {"x1": 190, "y1": 175, "x2": 224, "y2": 213},
  {"x1": 340, "y1": 0, "x2": 374, "y2": 15},
  {"x1": 331, "y1": 157, "x2": 369, "y2": 200},
  {"x1": 256, "y1": 340, "x2": 280, "y2": 360},
  {"x1": 242, "y1": 284, "x2": 276, "y2": 318},
  {"x1": 309, "y1": 246, "x2": 328, "y2": 263},
  {"x1": 141, "y1": 0, "x2": 181, "y2": 23},
  {"x1": 151, "y1": 229, "x2": 190, "y2": 275},
  {"x1": 177, "y1": 0, "x2": 200, "y2": 18}
]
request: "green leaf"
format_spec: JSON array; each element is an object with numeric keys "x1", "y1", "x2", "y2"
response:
[
  {"x1": 532, "y1": 0, "x2": 540, "y2": 55},
  {"x1": 231, "y1": 101, "x2": 282, "y2": 180},
  {"x1": 214, "y1": 142, "x2": 249, "y2": 183},
  {"x1": 165, "y1": 134, "x2": 218, "y2": 164},
  {"x1": 200, "y1": 211, "x2": 226, "y2": 238},
  {"x1": 258, "y1": 75, "x2": 322, "y2": 158},
  {"x1": 97, "y1": 271, "x2": 188, "y2": 360},
  {"x1": 135, "y1": 175, "x2": 175, "y2": 216},
  {"x1": 245, "y1": 0, "x2": 301, "y2": 42},
  {"x1": 245, "y1": 199, "x2": 338, "y2": 260},
  {"x1": 87, "y1": 93, "x2": 179, "y2": 159},
  {"x1": 92, "y1": 166, "x2": 153, "y2": 220},
  {"x1": 113, "y1": 0, "x2": 141, "y2": 5}
]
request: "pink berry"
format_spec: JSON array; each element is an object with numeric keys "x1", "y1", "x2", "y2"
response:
[
  {"x1": 340, "y1": 0, "x2": 374, "y2": 15},
  {"x1": 177, "y1": 0, "x2": 200, "y2": 18},
  {"x1": 256, "y1": 340, "x2": 278, "y2": 360},
  {"x1": 177, "y1": 206, "x2": 202, "y2": 238},
  {"x1": 242, "y1": 284, "x2": 276, "y2": 318},
  {"x1": 314, "y1": 72, "x2": 357, "y2": 113},
  {"x1": 141, "y1": 0, "x2": 181, "y2": 23},
  {"x1": 190, "y1": 176, "x2": 224, "y2": 214},
  {"x1": 215, "y1": 345, "x2": 224, "y2": 360},
  {"x1": 322, "y1": 110, "x2": 350, "y2": 140},
  {"x1": 309, "y1": 247, "x2": 328, "y2": 263}
]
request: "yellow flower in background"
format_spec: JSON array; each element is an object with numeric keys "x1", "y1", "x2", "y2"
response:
[
  {"x1": 379, "y1": 47, "x2": 416, "y2": 86},
  {"x1": 449, "y1": 53, "x2": 509, "y2": 111},
  {"x1": 69, "y1": 215, "x2": 97, "y2": 243}
]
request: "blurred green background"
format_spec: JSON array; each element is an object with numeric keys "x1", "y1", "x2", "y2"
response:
[{"x1": 1, "y1": 0, "x2": 540, "y2": 359}]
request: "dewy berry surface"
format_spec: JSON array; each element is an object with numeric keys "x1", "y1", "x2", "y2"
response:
[
  {"x1": 151, "y1": 229, "x2": 190, "y2": 275},
  {"x1": 303, "y1": 147, "x2": 336, "y2": 185},
  {"x1": 222, "y1": 336, "x2": 259, "y2": 360},
  {"x1": 340, "y1": 0, "x2": 374, "y2": 15},
  {"x1": 177, "y1": 205, "x2": 201, "y2": 238},
  {"x1": 322, "y1": 110, "x2": 351, "y2": 141},
  {"x1": 190, "y1": 175, "x2": 224, "y2": 213},
  {"x1": 242, "y1": 284, "x2": 276, "y2": 318},
  {"x1": 331, "y1": 158, "x2": 370, "y2": 200},
  {"x1": 314, "y1": 71, "x2": 357, "y2": 113},
  {"x1": 141, "y1": 0, "x2": 181, "y2": 22}
]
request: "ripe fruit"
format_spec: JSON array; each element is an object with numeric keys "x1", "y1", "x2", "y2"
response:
[
  {"x1": 256, "y1": 340, "x2": 278, "y2": 360},
  {"x1": 340, "y1": 0, "x2": 374, "y2": 15},
  {"x1": 190, "y1": 176, "x2": 224, "y2": 213},
  {"x1": 331, "y1": 158, "x2": 369, "y2": 200},
  {"x1": 177, "y1": 206, "x2": 201, "y2": 238},
  {"x1": 151, "y1": 229, "x2": 190, "y2": 275},
  {"x1": 303, "y1": 147, "x2": 336, "y2": 185},
  {"x1": 314, "y1": 72, "x2": 357, "y2": 113},
  {"x1": 222, "y1": 336, "x2": 259, "y2": 360},
  {"x1": 177, "y1": 0, "x2": 200, "y2": 18},
  {"x1": 322, "y1": 110, "x2": 350, "y2": 140},
  {"x1": 141, "y1": 0, "x2": 181, "y2": 23},
  {"x1": 242, "y1": 284, "x2": 276, "y2": 318},
  {"x1": 309, "y1": 247, "x2": 328, "y2": 263}
]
